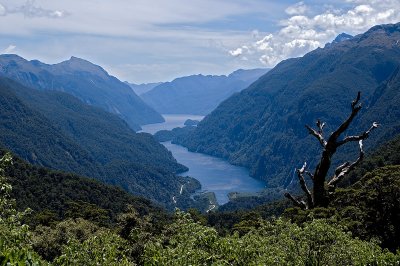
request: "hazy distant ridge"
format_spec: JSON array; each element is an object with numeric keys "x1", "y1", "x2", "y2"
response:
[{"x1": 141, "y1": 68, "x2": 269, "y2": 115}]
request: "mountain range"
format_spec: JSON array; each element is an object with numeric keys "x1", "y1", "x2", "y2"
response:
[
  {"x1": 0, "y1": 55, "x2": 163, "y2": 130},
  {"x1": 0, "y1": 76, "x2": 197, "y2": 208},
  {"x1": 176, "y1": 23, "x2": 400, "y2": 188},
  {"x1": 126, "y1": 81, "x2": 163, "y2": 95},
  {"x1": 141, "y1": 68, "x2": 269, "y2": 115}
]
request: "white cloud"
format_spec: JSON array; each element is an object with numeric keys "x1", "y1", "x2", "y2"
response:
[
  {"x1": 0, "y1": 0, "x2": 68, "y2": 19},
  {"x1": 49, "y1": 10, "x2": 67, "y2": 18},
  {"x1": 285, "y1": 1, "x2": 308, "y2": 15},
  {"x1": 230, "y1": 0, "x2": 400, "y2": 67},
  {"x1": 229, "y1": 47, "x2": 244, "y2": 57},
  {"x1": 1, "y1": 44, "x2": 16, "y2": 54}
]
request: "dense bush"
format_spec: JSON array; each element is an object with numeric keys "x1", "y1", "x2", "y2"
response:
[
  {"x1": 0, "y1": 153, "x2": 44, "y2": 265},
  {"x1": 1, "y1": 152, "x2": 399, "y2": 265},
  {"x1": 144, "y1": 211, "x2": 399, "y2": 265}
]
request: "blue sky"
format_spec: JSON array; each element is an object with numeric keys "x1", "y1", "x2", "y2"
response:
[{"x1": 0, "y1": 0, "x2": 399, "y2": 83}]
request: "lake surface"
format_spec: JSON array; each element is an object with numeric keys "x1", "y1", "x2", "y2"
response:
[{"x1": 140, "y1": 114, "x2": 266, "y2": 205}]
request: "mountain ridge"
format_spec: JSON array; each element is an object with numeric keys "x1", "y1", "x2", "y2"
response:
[
  {"x1": 141, "y1": 68, "x2": 269, "y2": 115},
  {"x1": 176, "y1": 22, "x2": 400, "y2": 187},
  {"x1": 0, "y1": 54, "x2": 164, "y2": 130}
]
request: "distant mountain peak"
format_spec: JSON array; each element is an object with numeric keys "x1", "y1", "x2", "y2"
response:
[
  {"x1": 324, "y1": 33, "x2": 353, "y2": 48},
  {"x1": 56, "y1": 56, "x2": 108, "y2": 78},
  {"x1": 0, "y1": 53, "x2": 24, "y2": 60},
  {"x1": 333, "y1": 33, "x2": 353, "y2": 43},
  {"x1": 0, "y1": 54, "x2": 164, "y2": 128},
  {"x1": 62, "y1": 56, "x2": 96, "y2": 66},
  {"x1": 0, "y1": 54, "x2": 30, "y2": 65},
  {"x1": 69, "y1": 55, "x2": 85, "y2": 62}
]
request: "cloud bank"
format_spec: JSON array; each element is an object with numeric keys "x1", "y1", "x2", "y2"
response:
[{"x1": 230, "y1": 0, "x2": 400, "y2": 66}]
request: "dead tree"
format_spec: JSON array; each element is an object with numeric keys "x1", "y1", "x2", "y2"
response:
[{"x1": 285, "y1": 92, "x2": 379, "y2": 209}]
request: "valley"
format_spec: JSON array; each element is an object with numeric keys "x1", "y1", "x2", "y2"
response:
[
  {"x1": 0, "y1": 2, "x2": 399, "y2": 262},
  {"x1": 141, "y1": 115, "x2": 266, "y2": 205}
]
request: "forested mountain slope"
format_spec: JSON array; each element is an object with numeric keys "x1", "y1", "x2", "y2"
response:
[
  {"x1": 0, "y1": 77, "x2": 193, "y2": 208},
  {"x1": 0, "y1": 54, "x2": 163, "y2": 130},
  {"x1": 141, "y1": 68, "x2": 268, "y2": 115},
  {"x1": 1, "y1": 149, "x2": 167, "y2": 227},
  {"x1": 177, "y1": 23, "x2": 400, "y2": 187}
]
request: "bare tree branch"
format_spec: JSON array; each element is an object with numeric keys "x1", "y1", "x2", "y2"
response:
[
  {"x1": 337, "y1": 122, "x2": 379, "y2": 147},
  {"x1": 296, "y1": 162, "x2": 314, "y2": 208},
  {"x1": 285, "y1": 91, "x2": 379, "y2": 209},
  {"x1": 306, "y1": 125, "x2": 326, "y2": 147},
  {"x1": 316, "y1": 120, "x2": 325, "y2": 134},
  {"x1": 334, "y1": 162, "x2": 350, "y2": 176},
  {"x1": 328, "y1": 140, "x2": 365, "y2": 187},
  {"x1": 284, "y1": 192, "x2": 307, "y2": 210},
  {"x1": 304, "y1": 170, "x2": 314, "y2": 181},
  {"x1": 329, "y1": 92, "x2": 362, "y2": 143},
  {"x1": 351, "y1": 91, "x2": 361, "y2": 109}
]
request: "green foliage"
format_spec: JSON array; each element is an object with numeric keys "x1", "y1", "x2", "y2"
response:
[
  {"x1": 336, "y1": 166, "x2": 400, "y2": 250},
  {"x1": 0, "y1": 77, "x2": 193, "y2": 208},
  {"x1": 54, "y1": 231, "x2": 133, "y2": 266},
  {"x1": 285, "y1": 165, "x2": 400, "y2": 251},
  {"x1": 3, "y1": 150, "x2": 169, "y2": 228},
  {"x1": 144, "y1": 211, "x2": 399, "y2": 265},
  {"x1": 342, "y1": 134, "x2": 400, "y2": 186},
  {"x1": 206, "y1": 199, "x2": 290, "y2": 235},
  {"x1": 32, "y1": 218, "x2": 105, "y2": 261},
  {"x1": 154, "y1": 126, "x2": 195, "y2": 142},
  {"x1": 1, "y1": 155, "x2": 399, "y2": 265},
  {"x1": 117, "y1": 206, "x2": 159, "y2": 265},
  {"x1": 0, "y1": 154, "x2": 44, "y2": 265}
]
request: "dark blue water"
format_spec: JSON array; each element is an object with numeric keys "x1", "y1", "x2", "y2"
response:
[{"x1": 141, "y1": 115, "x2": 266, "y2": 204}]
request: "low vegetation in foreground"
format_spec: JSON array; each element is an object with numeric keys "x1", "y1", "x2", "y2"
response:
[{"x1": 1, "y1": 150, "x2": 399, "y2": 265}]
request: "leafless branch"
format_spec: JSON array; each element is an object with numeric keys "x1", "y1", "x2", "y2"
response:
[
  {"x1": 328, "y1": 140, "x2": 365, "y2": 187},
  {"x1": 306, "y1": 125, "x2": 326, "y2": 147},
  {"x1": 351, "y1": 91, "x2": 361, "y2": 109},
  {"x1": 286, "y1": 91, "x2": 379, "y2": 209},
  {"x1": 329, "y1": 92, "x2": 362, "y2": 142},
  {"x1": 304, "y1": 170, "x2": 314, "y2": 180},
  {"x1": 337, "y1": 122, "x2": 379, "y2": 147},
  {"x1": 296, "y1": 162, "x2": 314, "y2": 208},
  {"x1": 316, "y1": 120, "x2": 325, "y2": 134},
  {"x1": 284, "y1": 192, "x2": 307, "y2": 210}
]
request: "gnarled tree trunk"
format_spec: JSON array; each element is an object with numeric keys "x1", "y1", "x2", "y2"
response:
[{"x1": 285, "y1": 92, "x2": 379, "y2": 209}]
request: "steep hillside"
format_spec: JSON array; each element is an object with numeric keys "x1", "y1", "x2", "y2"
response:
[
  {"x1": 1, "y1": 149, "x2": 167, "y2": 227},
  {"x1": 141, "y1": 69, "x2": 268, "y2": 115},
  {"x1": 177, "y1": 23, "x2": 400, "y2": 187},
  {"x1": 0, "y1": 77, "x2": 195, "y2": 208},
  {"x1": 0, "y1": 80, "x2": 99, "y2": 176},
  {"x1": 0, "y1": 55, "x2": 163, "y2": 130}
]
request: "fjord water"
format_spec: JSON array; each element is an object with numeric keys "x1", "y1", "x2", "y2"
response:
[{"x1": 140, "y1": 115, "x2": 266, "y2": 204}]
